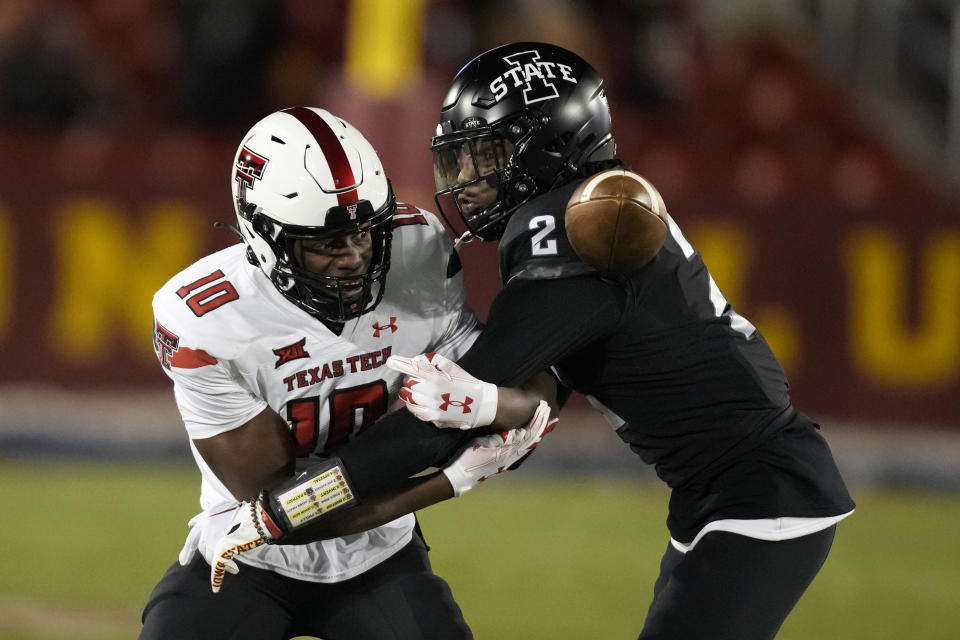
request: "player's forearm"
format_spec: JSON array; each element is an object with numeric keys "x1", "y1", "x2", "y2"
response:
[
  {"x1": 193, "y1": 407, "x2": 297, "y2": 501},
  {"x1": 455, "y1": 277, "x2": 621, "y2": 389},
  {"x1": 493, "y1": 370, "x2": 560, "y2": 428},
  {"x1": 279, "y1": 472, "x2": 454, "y2": 543},
  {"x1": 337, "y1": 408, "x2": 472, "y2": 497}
]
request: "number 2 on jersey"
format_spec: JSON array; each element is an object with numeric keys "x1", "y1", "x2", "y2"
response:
[
  {"x1": 530, "y1": 215, "x2": 558, "y2": 256},
  {"x1": 286, "y1": 381, "x2": 388, "y2": 456}
]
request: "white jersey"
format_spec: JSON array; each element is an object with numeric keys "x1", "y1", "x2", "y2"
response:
[{"x1": 152, "y1": 206, "x2": 480, "y2": 582}]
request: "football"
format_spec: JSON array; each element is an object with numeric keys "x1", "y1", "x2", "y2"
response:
[{"x1": 565, "y1": 170, "x2": 669, "y2": 274}]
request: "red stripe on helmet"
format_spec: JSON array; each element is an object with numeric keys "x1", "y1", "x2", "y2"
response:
[
  {"x1": 337, "y1": 189, "x2": 358, "y2": 205},
  {"x1": 281, "y1": 107, "x2": 358, "y2": 205}
]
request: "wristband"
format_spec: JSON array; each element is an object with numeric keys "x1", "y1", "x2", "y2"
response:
[
  {"x1": 442, "y1": 464, "x2": 476, "y2": 497},
  {"x1": 263, "y1": 457, "x2": 358, "y2": 534},
  {"x1": 254, "y1": 492, "x2": 285, "y2": 540},
  {"x1": 473, "y1": 382, "x2": 498, "y2": 427}
]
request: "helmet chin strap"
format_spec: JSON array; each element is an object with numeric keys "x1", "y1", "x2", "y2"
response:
[
  {"x1": 213, "y1": 220, "x2": 243, "y2": 239},
  {"x1": 457, "y1": 203, "x2": 506, "y2": 246},
  {"x1": 454, "y1": 174, "x2": 503, "y2": 249},
  {"x1": 453, "y1": 229, "x2": 475, "y2": 251}
]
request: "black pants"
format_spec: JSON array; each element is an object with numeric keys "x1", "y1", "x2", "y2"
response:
[
  {"x1": 639, "y1": 526, "x2": 836, "y2": 640},
  {"x1": 139, "y1": 533, "x2": 472, "y2": 640}
]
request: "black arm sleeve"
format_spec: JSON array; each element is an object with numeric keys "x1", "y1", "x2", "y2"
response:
[
  {"x1": 337, "y1": 408, "x2": 474, "y2": 498},
  {"x1": 456, "y1": 275, "x2": 624, "y2": 385},
  {"x1": 337, "y1": 275, "x2": 622, "y2": 499}
]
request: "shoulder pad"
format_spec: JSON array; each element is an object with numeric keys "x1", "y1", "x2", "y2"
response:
[
  {"x1": 151, "y1": 246, "x2": 261, "y2": 365},
  {"x1": 498, "y1": 182, "x2": 594, "y2": 284},
  {"x1": 391, "y1": 201, "x2": 433, "y2": 230}
]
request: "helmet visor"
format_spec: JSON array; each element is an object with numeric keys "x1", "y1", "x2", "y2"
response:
[
  {"x1": 432, "y1": 134, "x2": 513, "y2": 193},
  {"x1": 432, "y1": 132, "x2": 513, "y2": 240}
]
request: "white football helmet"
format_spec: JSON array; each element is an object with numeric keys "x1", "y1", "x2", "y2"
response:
[{"x1": 232, "y1": 106, "x2": 396, "y2": 322}]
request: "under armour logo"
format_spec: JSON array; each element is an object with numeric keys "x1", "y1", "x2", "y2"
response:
[
  {"x1": 439, "y1": 393, "x2": 473, "y2": 414},
  {"x1": 372, "y1": 317, "x2": 398, "y2": 337}
]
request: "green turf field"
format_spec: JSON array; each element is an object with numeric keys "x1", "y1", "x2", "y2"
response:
[{"x1": 2, "y1": 460, "x2": 958, "y2": 639}]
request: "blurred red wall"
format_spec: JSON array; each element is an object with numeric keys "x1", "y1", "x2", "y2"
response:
[{"x1": 1, "y1": 43, "x2": 957, "y2": 428}]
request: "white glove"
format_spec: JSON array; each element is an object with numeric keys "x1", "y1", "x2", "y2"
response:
[
  {"x1": 386, "y1": 353, "x2": 498, "y2": 429},
  {"x1": 208, "y1": 500, "x2": 275, "y2": 594},
  {"x1": 443, "y1": 400, "x2": 557, "y2": 496},
  {"x1": 177, "y1": 513, "x2": 203, "y2": 566}
]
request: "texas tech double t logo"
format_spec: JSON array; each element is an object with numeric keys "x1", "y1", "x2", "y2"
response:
[{"x1": 234, "y1": 146, "x2": 268, "y2": 208}]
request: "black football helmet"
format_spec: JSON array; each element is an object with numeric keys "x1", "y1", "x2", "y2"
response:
[{"x1": 431, "y1": 42, "x2": 614, "y2": 242}]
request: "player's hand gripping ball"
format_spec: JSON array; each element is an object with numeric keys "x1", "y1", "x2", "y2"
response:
[{"x1": 565, "y1": 170, "x2": 669, "y2": 274}]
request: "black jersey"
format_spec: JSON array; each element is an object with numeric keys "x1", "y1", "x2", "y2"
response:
[
  {"x1": 340, "y1": 176, "x2": 853, "y2": 543},
  {"x1": 453, "y1": 178, "x2": 853, "y2": 542}
]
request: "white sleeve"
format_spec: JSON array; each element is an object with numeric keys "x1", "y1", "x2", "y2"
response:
[
  {"x1": 153, "y1": 293, "x2": 267, "y2": 440},
  {"x1": 171, "y1": 365, "x2": 268, "y2": 439},
  {"x1": 432, "y1": 293, "x2": 481, "y2": 361},
  {"x1": 426, "y1": 221, "x2": 482, "y2": 361}
]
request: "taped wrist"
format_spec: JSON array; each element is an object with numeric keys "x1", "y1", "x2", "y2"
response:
[
  {"x1": 475, "y1": 382, "x2": 498, "y2": 427},
  {"x1": 442, "y1": 464, "x2": 476, "y2": 497},
  {"x1": 260, "y1": 457, "x2": 358, "y2": 536}
]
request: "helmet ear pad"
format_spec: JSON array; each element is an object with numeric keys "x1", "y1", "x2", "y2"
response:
[
  {"x1": 510, "y1": 100, "x2": 612, "y2": 191},
  {"x1": 508, "y1": 174, "x2": 536, "y2": 199},
  {"x1": 236, "y1": 201, "x2": 281, "y2": 270},
  {"x1": 252, "y1": 211, "x2": 274, "y2": 238}
]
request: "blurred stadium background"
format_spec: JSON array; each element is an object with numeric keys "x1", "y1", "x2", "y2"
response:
[{"x1": 1, "y1": 0, "x2": 958, "y2": 638}]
